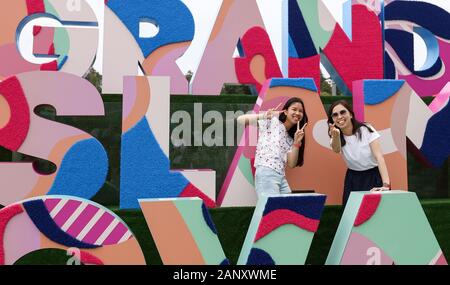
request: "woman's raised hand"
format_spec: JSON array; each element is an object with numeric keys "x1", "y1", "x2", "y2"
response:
[
  {"x1": 265, "y1": 102, "x2": 284, "y2": 119},
  {"x1": 329, "y1": 123, "x2": 340, "y2": 138}
]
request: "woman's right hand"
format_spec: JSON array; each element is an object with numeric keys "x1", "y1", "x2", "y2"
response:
[
  {"x1": 265, "y1": 103, "x2": 283, "y2": 119},
  {"x1": 329, "y1": 123, "x2": 340, "y2": 138}
]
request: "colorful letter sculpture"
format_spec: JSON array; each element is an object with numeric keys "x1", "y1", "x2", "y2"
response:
[
  {"x1": 326, "y1": 191, "x2": 447, "y2": 265},
  {"x1": 0, "y1": 0, "x2": 449, "y2": 265},
  {"x1": 354, "y1": 79, "x2": 450, "y2": 174},
  {"x1": 353, "y1": 79, "x2": 410, "y2": 193},
  {"x1": 0, "y1": 72, "x2": 108, "y2": 206},
  {"x1": 384, "y1": 0, "x2": 450, "y2": 97},
  {"x1": 139, "y1": 197, "x2": 228, "y2": 265},
  {"x1": 0, "y1": 196, "x2": 146, "y2": 265},
  {"x1": 103, "y1": 0, "x2": 194, "y2": 94},
  {"x1": 218, "y1": 78, "x2": 346, "y2": 206},
  {"x1": 1, "y1": 0, "x2": 99, "y2": 79},
  {"x1": 238, "y1": 193, "x2": 326, "y2": 265},
  {"x1": 120, "y1": 76, "x2": 215, "y2": 209}
]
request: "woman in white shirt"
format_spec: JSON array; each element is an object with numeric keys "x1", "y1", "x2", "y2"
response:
[
  {"x1": 237, "y1": 97, "x2": 308, "y2": 198},
  {"x1": 327, "y1": 100, "x2": 391, "y2": 205}
]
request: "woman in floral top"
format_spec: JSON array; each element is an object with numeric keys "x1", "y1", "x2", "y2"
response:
[{"x1": 237, "y1": 97, "x2": 308, "y2": 198}]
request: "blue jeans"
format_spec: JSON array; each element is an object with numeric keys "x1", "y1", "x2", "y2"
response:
[{"x1": 255, "y1": 166, "x2": 292, "y2": 198}]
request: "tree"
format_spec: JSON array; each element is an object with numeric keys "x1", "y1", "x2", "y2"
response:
[
  {"x1": 320, "y1": 74, "x2": 332, "y2": 95},
  {"x1": 220, "y1": 83, "x2": 253, "y2": 95},
  {"x1": 185, "y1": 70, "x2": 193, "y2": 83},
  {"x1": 320, "y1": 73, "x2": 344, "y2": 96},
  {"x1": 185, "y1": 70, "x2": 193, "y2": 94},
  {"x1": 86, "y1": 67, "x2": 102, "y2": 93}
]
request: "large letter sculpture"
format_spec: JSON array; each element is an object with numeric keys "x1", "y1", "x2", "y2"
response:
[
  {"x1": 120, "y1": 76, "x2": 215, "y2": 209},
  {"x1": 326, "y1": 191, "x2": 447, "y2": 265},
  {"x1": 140, "y1": 197, "x2": 228, "y2": 265},
  {"x1": 0, "y1": 196, "x2": 145, "y2": 265},
  {"x1": 0, "y1": 72, "x2": 108, "y2": 206},
  {"x1": 238, "y1": 193, "x2": 326, "y2": 265},
  {"x1": 218, "y1": 78, "x2": 347, "y2": 206}
]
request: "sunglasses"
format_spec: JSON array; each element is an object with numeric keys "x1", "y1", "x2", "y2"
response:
[{"x1": 331, "y1": 109, "x2": 348, "y2": 118}]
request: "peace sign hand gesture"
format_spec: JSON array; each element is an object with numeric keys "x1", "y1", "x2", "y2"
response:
[{"x1": 294, "y1": 122, "x2": 307, "y2": 144}]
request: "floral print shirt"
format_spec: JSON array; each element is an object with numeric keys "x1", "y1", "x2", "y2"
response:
[{"x1": 254, "y1": 117, "x2": 293, "y2": 174}]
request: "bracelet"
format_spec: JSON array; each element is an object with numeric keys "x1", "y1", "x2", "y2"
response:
[
  {"x1": 293, "y1": 143, "x2": 301, "y2": 148},
  {"x1": 382, "y1": 182, "x2": 391, "y2": 190}
]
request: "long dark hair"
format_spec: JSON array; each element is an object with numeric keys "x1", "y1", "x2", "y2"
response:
[
  {"x1": 278, "y1": 97, "x2": 308, "y2": 167},
  {"x1": 327, "y1": 100, "x2": 373, "y2": 147}
]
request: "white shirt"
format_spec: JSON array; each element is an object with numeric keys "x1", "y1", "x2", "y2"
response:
[
  {"x1": 254, "y1": 117, "x2": 293, "y2": 174},
  {"x1": 341, "y1": 125, "x2": 380, "y2": 171}
]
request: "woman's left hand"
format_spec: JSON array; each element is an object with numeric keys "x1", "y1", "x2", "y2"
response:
[
  {"x1": 294, "y1": 122, "x2": 307, "y2": 144},
  {"x1": 370, "y1": 186, "x2": 390, "y2": 192}
]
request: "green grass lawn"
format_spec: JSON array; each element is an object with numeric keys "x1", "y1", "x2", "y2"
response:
[{"x1": 15, "y1": 200, "x2": 450, "y2": 265}]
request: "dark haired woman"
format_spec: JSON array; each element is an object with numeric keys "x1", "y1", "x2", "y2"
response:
[
  {"x1": 237, "y1": 97, "x2": 308, "y2": 198},
  {"x1": 328, "y1": 100, "x2": 390, "y2": 205}
]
